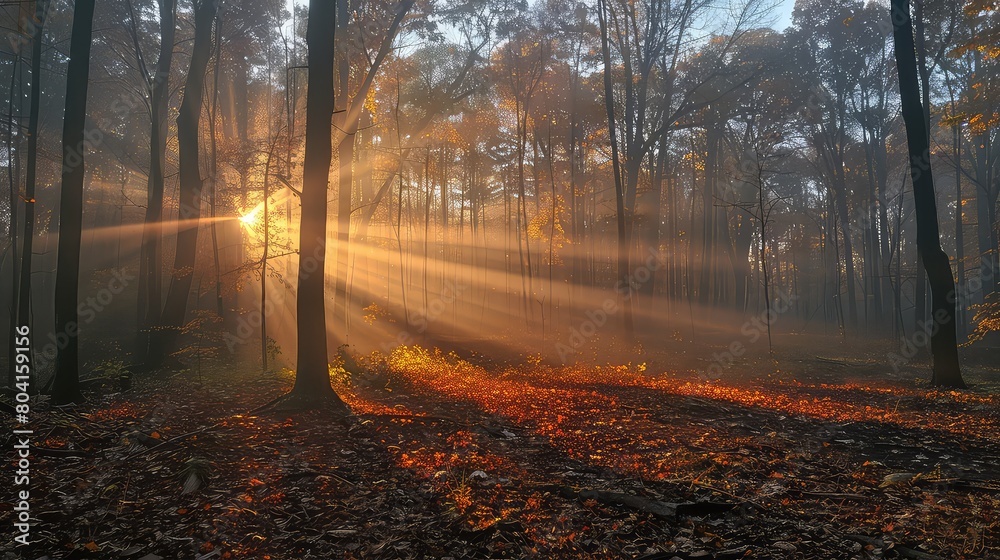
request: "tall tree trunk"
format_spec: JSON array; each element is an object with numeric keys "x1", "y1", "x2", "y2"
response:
[
  {"x1": 148, "y1": 0, "x2": 217, "y2": 367},
  {"x1": 516, "y1": 101, "x2": 532, "y2": 324},
  {"x1": 51, "y1": 0, "x2": 96, "y2": 405},
  {"x1": 289, "y1": 0, "x2": 346, "y2": 407},
  {"x1": 597, "y1": 0, "x2": 633, "y2": 336},
  {"x1": 954, "y1": 124, "x2": 966, "y2": 337},
  {"x1": 209, "y1": 11, "x2": 223, "y2": 318},
  {"x1": 700, "y1": 125, "x2": 720, "y2": 307},
  {"x1": 970, "y1": 49, "x2": 999, "y2": 302},
  {"x1": 261, "y1": 145, "x2": 273, "y2": 373},
  {"x1": 639, "y1": 140, "x2": 665, "y2": 304},
  {"x1": 890, "y1": 0, "x2": 965, "y2": 388},
  {"x1": 6, "y1": 48, "x2": 21, "y2": 388},
  {"x1": 831, "y1": 174, "x2": 859, "y2": 328},
  {"x1": 861, "y1": 115, "x2": 884, "y2": 324},
  {"x1": 234, "y1": 51, "x2": 249, "y2": 145},
  {"x1": 912, "y1": 0, "x2": 935, "y2": 327},
  {"x1": 331, "y1": 0, "x2": 413, "y2": 335},
  {"x1": 137, "y1": 0, "x2": 176, "y2": 355},
  {"x1": 334, "y1": 135, "x2": 352, "y2": 336},
  {"x1": 15, "y1": 0, "x2": 47, "y2": 387},
  {"x1": 331, "y1": 0, "x2": 350, "y2": 334}
]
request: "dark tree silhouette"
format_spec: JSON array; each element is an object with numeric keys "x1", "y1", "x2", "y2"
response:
[
  {"x1": 889, "y1": 0, "x2": 966, "y2": 388},
  {"x1": 136, "y1": 0, "x2": 176, "y2": 357},
  {"x1": 285, "y1": 0, "x2": 348, "y2": 409},
  {"x1": 596, "y1": 0, "x2": 632, "y2": 336},
  {"x1": 51, "y1": 0, "x2": 97, "y2": 405},
  {"x1": 12, "y1": 0, "x2": 47, "y2": 388},
  {"x1": 148, "y1": 0, "x2": 218, "y2": 367}
]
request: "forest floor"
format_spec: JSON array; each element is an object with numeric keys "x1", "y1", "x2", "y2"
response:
[{"x1": 3, "y1": 338, "x2": 999, "y2": 559}]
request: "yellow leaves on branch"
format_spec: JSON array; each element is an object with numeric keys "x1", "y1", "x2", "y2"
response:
[
  {"x1": 364, "y1": 86, "x2": 378, "y2": 125},
  {"x1": 939, "y1": 112, "x2": 971, "y2": 128},
  {"x1": 969, "y1": 112, "x2": 1000, "y2": 134},
  {"x1": 527, "y1": 194, "x2": 568, "y2": 264},
  {"x1": 940, "y1": 111, "x2": 1000, "y2": 136},
  {"x1": 964, "y1": 293, "x2": 1000, "y2": 346}
]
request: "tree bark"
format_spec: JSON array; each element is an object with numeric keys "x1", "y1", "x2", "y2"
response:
[
  {"x1": 700, "y1": 123, "x2": 721, "y2": 307},
  {"x1": 137, "y1": 0, "x2": 176, "y2": 356},
  {"x1": 6, "y1": 40, "x2": 20, "y2": 388},
  {"x1": 289, "y1": 0, "x2": 346, "y2": 407},
  {"x1": 51, "y1": 0, "x2": 96, "y2": 405},
  {"x1": 597, "y1": 0, "x2": 634, "y2": 336},
  {"x1": 15, "y1": 0, "x2": 47, "y2": 387},
  {"x1": 890, "y1": 0, "x2": 965, "y2": 388},
  {"x1": 147, "y1": 0, "x2": 217, "y2": 367},
  {"x1": 331, "y1": 0, "x2": 414, "y2": 334}
]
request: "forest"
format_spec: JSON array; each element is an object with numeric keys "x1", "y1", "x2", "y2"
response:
[{"x1": 0, "y1": 0, "x2": 999, "y2": 557}]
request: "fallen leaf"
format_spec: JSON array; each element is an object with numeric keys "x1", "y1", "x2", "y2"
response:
[{"x1": 880, "y1": 473, "x2": 920, "y2": 488}]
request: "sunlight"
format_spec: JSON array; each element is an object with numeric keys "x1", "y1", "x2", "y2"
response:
[
  {"x1": 239, "y1": 207, "x2": 261, "y2": 228},
  {"x1": 27, "y1": 0, "x2": 998, "y2": 554}
]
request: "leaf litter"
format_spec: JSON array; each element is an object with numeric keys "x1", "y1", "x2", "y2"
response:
[{"x1": 1, "y1": 347, "x2": 997, "y2": 559}]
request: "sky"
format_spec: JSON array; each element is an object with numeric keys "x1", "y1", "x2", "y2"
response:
[
  {"x1": 281, "y1": 0, "x2": 799, "y2": 32},
  {"x1": 773, "y1": 0, "x2": 796, "y2": 31}
]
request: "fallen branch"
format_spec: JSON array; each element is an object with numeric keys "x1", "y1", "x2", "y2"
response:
[
  {"x1": 792, "y1": 490, "x2": 868, "y2": 501},
  {"x1": 34, "y1": 447, "x2": 89, "y2": 458},
  {"x1": 815, "y1": 356, "x2": 848, "y2": 366}
]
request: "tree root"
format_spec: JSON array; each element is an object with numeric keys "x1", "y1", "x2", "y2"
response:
[{"x1": 257, "y1": 391, "x2": 353, "y2": 418}]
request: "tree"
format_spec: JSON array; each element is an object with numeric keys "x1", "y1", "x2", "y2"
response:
[
  {"x1": 51, "y1": 0, "x2": 97, "y2": 405},
  {"x1": 13, "y1": 0, "x2": 48, "y2": 388},
  {"x1": 284, "y1": 0, "x2": 348, "y2": 409},
  {"x1": 850, "y1": 3, "x2": 896, "y2": 327},
  {"x1": 957, "y1": 1, "x2": 1000, "y2": 307},
  {"x1": 135, "y1": 0, "x2": 176, "y2": 357},
  {"x1": 331, "y1": 0, "x2": 415, "y2": 334},
  {"x1": 495, "y1": 20, "x2": 549, "y2": 327},
  {"x1": 791, "y1": 0, "x2": 867, "y2": 329},
  {"x1": 890, "y1": 0, "x2": 965, "y2": 388},
  {"x1": 596, "y1": 0, "x2": 630, "y2": 334},
  {"x1": 147, "y1": 0, "x2": 219, "y2": 367}
]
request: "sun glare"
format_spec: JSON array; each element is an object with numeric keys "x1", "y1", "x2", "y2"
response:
[{"x1": 239, "y1": 207, "x2": 260, "y2": 228}]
